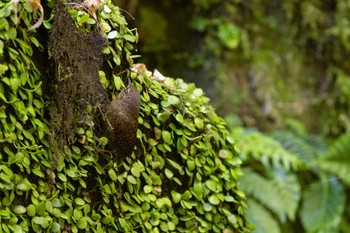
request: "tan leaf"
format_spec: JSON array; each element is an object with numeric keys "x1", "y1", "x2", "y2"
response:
[{"x1": 28, "y1": 0, "x2": 44, "y2": 31}]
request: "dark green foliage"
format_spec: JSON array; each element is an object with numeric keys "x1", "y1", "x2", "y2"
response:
[
  {"x1": 240, "y1": 168, "x2": 300, "y2": 222},
  {"x1": 300, "y1": 179, "x2": 345, "y2": 233},
  {"x1": 316, "y1": 134, "x2": 350, "y2": 184},
  {"x1": 0, "y1": 0, "x2": 249, "y2": 232},
  {"x1": 272, "y1": 131, "x2": 324, "y2": 164},
  {"x1": 232, "y1": 127, "x2": 350, "y2": 233},
  {"x1": 233, "y1": 128, "x2": 300, "y2": 170},
  {"x1": 118, "y1": 71, "x2": 249, "y2": 232},
  {"x1": 245, "y1": 199, "x2": 280, "y2": 233},
  {"x1": 134, "y1": 0, "x2": 350, "y2": 137}
]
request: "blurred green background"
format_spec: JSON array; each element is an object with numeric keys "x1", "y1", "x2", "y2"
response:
[{"x1": 115, "y1": 0, "x2": 350, "y2": 232}]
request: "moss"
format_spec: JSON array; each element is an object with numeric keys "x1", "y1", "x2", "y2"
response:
[{"x1": 48, "y1": 0, "x2": 108, "y2": 145}]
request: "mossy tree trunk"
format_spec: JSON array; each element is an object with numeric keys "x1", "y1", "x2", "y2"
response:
[
  {"x1": 48, "y1": 1, "x2": 107, "y2": 145},
  {"x1": 0, "y1": 0, "x2": 251, "y2": 232}
]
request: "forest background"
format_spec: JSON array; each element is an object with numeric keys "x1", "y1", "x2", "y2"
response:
[{"x1": 122, "y1": 0, "x2": 350, "y2": 232}]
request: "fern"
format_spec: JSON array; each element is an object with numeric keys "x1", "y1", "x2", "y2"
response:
[
  {"x1": 316, "y1": 134, "x2": 350, "y2": 184},
  {"x1": 272, "y1": 131, "x2": 325, "y2": 164},
  {"x1": 240, "y1": 168, "x2": 300, "y2": 222},
  {"x1": 233, "y1": 128, "x2": 301, "y2": 170},
  {"x1": 303, "y1": 134, "x2": 327, "y2": 155},
  {"x1": 300, "y1": 178, "x2": 345, "y2": 232},
  {"x1": 246, "y1": 199, "x2": 281, "y2": 233}
]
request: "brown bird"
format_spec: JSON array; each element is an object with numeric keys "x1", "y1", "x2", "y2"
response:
[{"x1": 105, "y1": 80, "x2": 140, "y2": 162}]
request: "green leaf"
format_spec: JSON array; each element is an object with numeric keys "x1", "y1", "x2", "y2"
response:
[
  {"x1": 181, "y1": 200, "x2": 195, "y2": 209},
  {"x1": 77, "y1": 217, "x2": 89, "y2": 229},
  {"x1": 234, "y1": 129, "x2": 301, "y2": 170},
  {"x1": 167, "y1": 95, "x2": 179, "y2": 105},
  {"x1": 123, "y1": 34, "x2": 135, "y2": 42},
  {"x1": 58, "y1": 173, "x2": 67, "y2": 182},
  {"x1": 32, "y1": 216, "x2": 49, "y2": 227},
  {"x1": 99, "y1": 137, "x2": 108, "y2": 147},
  {"x1": 100, "y1": 22, "x2": 111, "y2": 33},
  {"x1": 157, "y1": 111, "x2": 170, "y2": 122},
  {"x1": 218, "y1": 149, "x2": 232, "y2": 159},
  {"x1": 10, "y1": 77, "x2": 21, "y2": 92},
  {"x1": 194, "y1": 118, "x2": 204, "y2": 129},
  {"x1": 217, "y1": 22, "x2": 240, "y2": 49},
  {"x1": 7, "y1": 27, "x2": 17, "y2": 40},
  {"x1": 27, "y1": 204, "x2": 36, "y2": 217},
  {"x1": 175, "y1": 113, "x2": 184, "y2": 123},
  {"x1": 29, "y1": 36, "x2": 40, "y2": 47},
  {"x1": 75, "y1": 198, "x2": 85, "y2": 206},
  {"x1": 127, "y1": 175, "x2": 137, "y2": 184},
  {"x1": 208, "y1": 194, "x2": 220, "y2": 205},
  {"x1": 85, "y1": 18, "x2": 96, "y2": 25},
  {"x1": 73, "y1": 209, "x2": 82, "y2": 220},
  {"x1": 36, "y1": 202, "x2": 46, "y2": 216},
  {"x1": 108, "y1": 30, "x2": 118, "y2": 39},
  {"x1": 203, "y1": 202, "x2": 213, "y2": 212},
  {"x1": 300, "y1": 179, "x2": 345, "y2": 232},
  {"x1": 162, "y1": 130, "x2": 172, "y2": 144},
  {"x1": 193, "y1": 88, "x2": 203, "y2": 96},
  {"x1": 316, "y1": 134, "x2": 350, "y2": 184},
  {"x1": 131, "y1": 162, "x2": 143, "y2": 178},
  {"x1": 77, "y1": 13, "x2": 90, "y2": 26},
  {"x1": 52, "y1": 198, "x2": 63, "y2": 208},
  {"x1": 72, "y1": 146, "x2": 81, "y2": 154},
  {"x1": 228, "y1": 214, "x2": 237, "y2": 225},
  {"x1": 246, "y1": 199, "x2": 281, "y2": 233},
  {"x1": 8, "y1": 224, "x2": 22, "y2": 233},
  {"x1": 108, "y1": 169, "x2": 118, "y2": 181},
  {"x1": 164, "y1": 168, "x2": 173, "y2": 179},
  {"x1": 171, "y1": 191, "x2": 181, "y2": 203},
  {"x1": 76, "y1": 128, "x2": 85, "y2": 134},
  {"x1": 240, "y1": 168, "x2": 300, "y2": 221},
  {"x1": 0, "y1": 172, "x2": 12, "y2": 184},
  {"x1": 13, "y1": 205, "x2": 26, "y2": 214},
  {"x1": 113, "y1": 75, "x2": 123, "y2": 90},
  {"x1": 191, "y1": 181, "x2": 203, "y2": 200},
  {"x1": 118, "y1": 217, "x2": 127, "y2": 228},
  {"x1": 0, "y1": 18, "x2": 9, "y2": 30},
  {"x1": 51, "y1": 222, "x2": 61, "y2": 232},
  {"x1": 145, "y1": 221, "x2": 152, "y2": 229},
  {"x1": 166, "y1": 158, "x2": 182, "y2": 171},
  {"x1": 205, "y1": 180, "x2": 218, "y2": 192},
  {"x1": 272, "y1": 131, "x2": 321, "y2": 163},
  {"x1": 186, "y1": 159, "x2": 195, "y2": 171},
  {"x1": 143, "y1": 185, "x2": 152, "y2": 193}
]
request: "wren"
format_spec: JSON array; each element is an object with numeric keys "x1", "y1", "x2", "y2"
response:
[{"x1": 105, "y1": 81, "x2": 140, "y2": 162}]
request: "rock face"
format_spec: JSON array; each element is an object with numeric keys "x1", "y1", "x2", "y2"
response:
[{"x1": 105, "y1": 83, "x2": 140, "y2": 162}]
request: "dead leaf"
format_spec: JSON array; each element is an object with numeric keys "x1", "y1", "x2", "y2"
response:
[
  {"x1": 28, "y1": 0, "x2": 44, "y2": 31},
  {"x1": 82, "y1": 0, "x2": 100, "y2": 18},
  {"x1": 13, "y1": 0, "x2": 20, "y2": 25},
  {"x1": 153, "y1": 69, "x2": 166, "y2": 82},
  {"x1": 131, "y1": 63, "x2": 148, "y2": 73}
]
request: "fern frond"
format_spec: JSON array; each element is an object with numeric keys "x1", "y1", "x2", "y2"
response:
[
  {"x1": 300, "y1": 178, "x2": 345, "y2": 232},
  {"x1": 316, "y1": 134, "x2": 350, "y2": 184},
  {"x1": 246, "y1": 199, "x2": 281, "y2": 233},
  {"x1": 272, "y1": 131, "x2": 323, "y2": 164},
  {"x1": 303, "y1": 134, "x2": 327, "y2": 155},
  {"x1": 233, "y1": 128, "x2": 301, "y2": 170},
  {"x1": 240, "y1": 168, "x2": 300, "y2": 222}
]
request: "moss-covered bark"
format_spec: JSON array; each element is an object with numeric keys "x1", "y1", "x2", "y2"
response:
[
  {"x1": 0, "y1": 0, "x2": 251, "y2": 232},
  {"x1": 48, "y1": 0, "x2": 108, "y2": 146}
]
